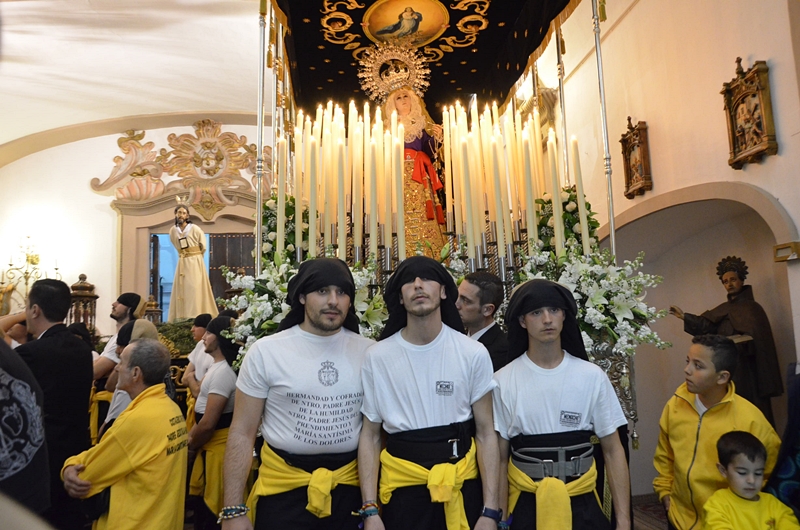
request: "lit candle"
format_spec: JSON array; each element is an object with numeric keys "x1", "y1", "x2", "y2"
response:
[
  {"x1": 571, "y1": 136, "x2": 592, "y2": 255},
  {"x1": 491, "y1": 101, "x2": 499, "y2": 129},
  {"x1": 450, "y1": 108, "x2": 463, "y2": 236},
  {"x1": 369, "y1": 139, "x2": 379, "y2": 260},
  {"x1": 533, "y1": 107, "x2": 547, "y2": 201},
  {"x1": 308, "y1": 136, "x2": 318, "y2": 257},
  {"x1": 547, "y1": 129, "x2": 564, "y2": 255},
  {"x1": 461, "y1": 139, "x2": 476, "y2": 259},
  {"x1": 496, "y1": 130, "x2": 514, "y2": 250},
  {"x1": 294, "y1": 129, "x2": 303, "y2": 256},
  {"x1": 390, "y1": 110, "x2": 397, "y2": 139},
  {"x1": 322, "y1": 129, "x2": 332, "y2": 250},
  {"x1": 490, "y1": 138, "x2": 506, "y2": 258},
  {"x1": 353, "y1": 122, "x2": 364, "y2": 252},
  {"x1": 442, "y1": 107, "x2": 454, "y2": 232},
  {"x1": 277, "y1": 137, "x2": 286, "y2": 257},
  {"x1": 522, "y1": 130, "x2": 538, "y2": 245},
  {"x1": 383, "y1": 131, "x2": 392, "y2": 239},
  {"x1": 395, "y1": 123, "x2": 405, "y2": 260},
  {"x1": 337, "y1": 140, "x2": 346, "y2": 259}
]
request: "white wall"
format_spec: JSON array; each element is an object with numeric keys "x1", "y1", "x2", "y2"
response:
[{"x1": 0, "y1": 123, "x2": 259, "y2": 336}]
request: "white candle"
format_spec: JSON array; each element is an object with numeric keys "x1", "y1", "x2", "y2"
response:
[
  {"x1": 443, "y1": 108, "x2": 454, "y2": 232},
  {"x1": 294, "y1": 129, "x2": 303, "y2": 256},
  {"x1": 369, "y1": 139, "x2": 379, "y2": 260},
  {"x1": 490, "y1": 138, "x2": 506, "y2": 258},
  {"x1": 395, "y1": 124, "x2": 405, "y2": 260},
  {"x1": 461, "y1": 139, "x2": 476, "y2": 259},
  {"x1": 522, "y1": 130, "x2": 538, "y2": 246},
  {"x1": 308, "y1": 136, "x2": 318, "y2": 257},
  {"x1": 337, "y1": 140, "x2": 346, "y2": 259},
  {"x1": 353, "y1": 122, "x2": 364, "y2": 252},
  {"x1": 547, "y1": 129, "x2": 564, "y2": 256},
  {"x1": 277, "y1": 137, "x2": 286, "y2": 257},
  {"x1": 571, "y1": 136, "x2": 592, "y2": 255},
  {"x1": 533, "y1": 107, "x2": 546, "y2": 201},
  {"x1": 383, "y1": 130, "x2": 392, "y2": 238}
]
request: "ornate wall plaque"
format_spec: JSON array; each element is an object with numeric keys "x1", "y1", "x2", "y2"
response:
[
  {"x1": 721, "y1": 58, "x2": 778, "y2": 169},
  {"x1": 620, "y1": 117, "x2": 652, "y2": 200}
]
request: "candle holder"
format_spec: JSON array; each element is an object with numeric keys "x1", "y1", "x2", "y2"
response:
[
  {"x1": 0, "y1": 240, "x2": 61, "y2": 313},
  {"x1": 468, "y1": 257, "x2": 477, "y2": 273},
  {"x1": 354, "y1": 246, "x2": 363, "y2": 265}
]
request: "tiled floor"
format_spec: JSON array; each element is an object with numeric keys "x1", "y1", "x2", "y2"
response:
[{"x1": 633, "y1": 494, "x2": 668, "y2": 530}]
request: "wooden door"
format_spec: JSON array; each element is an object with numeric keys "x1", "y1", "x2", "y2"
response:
[{"x1": 208, "y1": 233, "x2": 256, "y2": 301}]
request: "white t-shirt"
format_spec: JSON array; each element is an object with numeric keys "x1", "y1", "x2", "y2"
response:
[
  {"x1": 492, "y1": 351, "x2": 627, "y2": 440},
  {"x1": 100, "y1": 333, "x2": 119, "y2": 364},
  {"x1": 188, "y1": 341, "x2": 214, "y2": 381},
  {"x1": 195, "y1": 360, "x2": 237, "y2": 415},
  {"x1": 237, "y1": 326, "x2": 374, "y2": 455},
  {"x1": 105, "y1": 389, "x2": 131, "y2": 422},
  {"x1": 361, "y1": 325, "x2": 496, "y2": 434}
]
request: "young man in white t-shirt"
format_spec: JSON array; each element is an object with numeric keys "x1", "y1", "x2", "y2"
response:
[
  {"x1": 493, "y1": 279, "x2": 630, "y2": 530},
  {"x1": 181, "y1": 313, "x2": 214, "y2": 399},
  {"x1": 221, "y1": 258, "x2": 374, "y2": 530},
  {"x1": 358, "y1": 256, "x2": 501, "y2": 530}
]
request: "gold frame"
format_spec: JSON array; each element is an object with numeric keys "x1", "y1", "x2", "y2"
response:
[
  {"x1": 721, "y1": 58, "x2": 778, "y2": 169},
  {"x1": 620, "y1": 117, "x2": 652, "y2": 200}
]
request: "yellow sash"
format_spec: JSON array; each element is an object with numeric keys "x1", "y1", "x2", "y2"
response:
[
  {"x1": 88, "y1": 387, "x2": 113, "y2": 446},
  {"x1": 379, "y1": 439, "x2": 479, "y2": 530},
  {"x1": 185, "y1": 394, "x2": 196, "y2": 430},
  {"x1": 189, "y1": 428, "x2": 229, "y2": 515},
  {"x1": 179, "y1": 246, "x2": 203, "y2": 257},
  {"x1": 507, "y1": 459, "x2": 600, "y2": 530},
  {"x1": 246, "y1": 443, "x2": 359, "y2": 523}
]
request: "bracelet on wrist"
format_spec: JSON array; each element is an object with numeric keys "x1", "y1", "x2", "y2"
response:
[{"x1": 217, "y1": 504, "x2": 250, "y2": 523}]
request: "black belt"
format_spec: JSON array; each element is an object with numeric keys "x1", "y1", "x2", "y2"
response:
[
  {"x1": 510, "y1": 430, "x2": 595, "y2": 483},
  {"x1": 386, "y1": 420, "x2": 475, "y2": 469},
  {"x1": 194, "y1": 411, "x2": 234, "y2": 430},
  {"x1": 270, "y1": 444, "x2": 358, "y2": 474}
]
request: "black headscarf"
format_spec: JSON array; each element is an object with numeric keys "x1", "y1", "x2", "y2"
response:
[
  {"x1": 116, "y1": 292, "x2": 145, "y2": 319},
  {"x1": 116, "y1": 319, "x2": 159, "y2": 347},
  {"x1": 193, "y1": 313, "x2": 212, "y2": 328},
  {"x1": 206, "y1": 316, "x2": 239, "y2": 366},
  {"x1": 505, "y1": 279, "x2": 587, "y2": 361},
  {"x1": 277, "y1": 258, "x2": 360, "y2": 334},
  {"x1": 379, "y1": 256, "x2": 464, "y2": 340}
]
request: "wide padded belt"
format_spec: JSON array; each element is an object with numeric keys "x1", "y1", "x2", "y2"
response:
[
  {"x1": 386, "y1": 420, "x2": 475, "y2": 468},
  {"x1": 511, "y1": 442, "x2": 594, "y2": 482}
]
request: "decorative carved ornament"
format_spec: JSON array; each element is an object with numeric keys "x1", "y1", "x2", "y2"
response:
[
  {"x1": 91, "y1": 120, "x2": 272, "y2": 220},
  {"x1": 620, "y1": 117, "x2": 653, "y2": 200}
]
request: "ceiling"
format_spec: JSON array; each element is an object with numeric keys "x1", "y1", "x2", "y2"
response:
[{"x1": 0, "y1": 0, "x2": 571, "y2": 152}]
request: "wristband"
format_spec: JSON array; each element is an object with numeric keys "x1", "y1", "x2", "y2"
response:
[
  {"x1": 480, "y1": 506, "x2": 503, "y2": 523},
  {"x1": 217, "y1": 504, "x2": 249, "y2": 523}
]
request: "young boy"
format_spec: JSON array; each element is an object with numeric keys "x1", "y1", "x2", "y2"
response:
[
  {"x1": 653, "y1": 334, "x2": 781, "y2": 530},
  {"x1": 704, "y1": 431, "x2": 800, "y2": 529}
]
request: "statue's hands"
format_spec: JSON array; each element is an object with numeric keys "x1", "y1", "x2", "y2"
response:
[
  {"x1": 431, "y1": 124, "x2": 443, "y2": 141},
  {"x1": 669, "y1": 306, "x2": 684, "y2": 320}
]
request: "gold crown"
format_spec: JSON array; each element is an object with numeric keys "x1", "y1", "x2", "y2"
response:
[{"x1": 358, "y1": 38, "x2": 430, "y2": 104}]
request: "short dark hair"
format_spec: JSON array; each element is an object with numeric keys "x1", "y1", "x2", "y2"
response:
[
  {"x1": 692, "y1": 334, "x2": 737, "y2": 376},
  {"x1": 127, "y1": 338, "x2": 170, "y2": 387},
  {"x1": 717, "y1": 431, "x2": 767, "y2": 467},
  {"x1": 463, "y1": 272, "x2": 504, "y2": 317},
  {"x1": 28, "y1": 279, "x2": 71, "y2": 322}
]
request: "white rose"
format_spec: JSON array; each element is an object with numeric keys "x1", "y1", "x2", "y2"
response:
[
  {"x1": 573, "y1": 223, "x2": 582, "y2": 233},
  {"x1": 565, "y1": 201, "x2": 577, "y2": 212},
  {"x1": 263, "y1": 242, "x2": 273, "y2": 252},
  {"x1": 286, "y1": 243, "x2": 295, "y2": 252},
  {"x1": 542, "y1": 192, "x2": 552, "y2": 202},
  {"x1": 268, "y1": 232, "x2": 277, "y2": 241},
  {"x1": 560, "y1": 191, "x2": 570, "y2": 202},
  {"x1": 265, "y1": 199, "x2": 277, "y2": 210},
  {"x1": 547, "y1": 217, "x2": 555, "y2": 227}
]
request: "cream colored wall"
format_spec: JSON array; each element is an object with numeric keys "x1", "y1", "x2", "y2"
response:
[
  {"x1": 537, "y1": 0, "x2": 800, "y2": 494},
  {"x1": 0, "y1": 123, "x2": 260, "y2": 337}
]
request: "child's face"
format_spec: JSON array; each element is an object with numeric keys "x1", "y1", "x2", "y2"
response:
[
  {"x1": 684, "y1": 344, "x2": 725, "y2": 396},
  {"x1": 718, "y1": 454, "x2": 765, "y2": 500}
]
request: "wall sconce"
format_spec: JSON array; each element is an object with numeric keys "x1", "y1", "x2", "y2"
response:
[{"x1": 0, "y1": 237, "x2": 61, "y2": 314}]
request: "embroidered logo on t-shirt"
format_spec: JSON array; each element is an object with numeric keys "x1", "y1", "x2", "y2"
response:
[
  {"x1": 560, "y1": 410, "x2": 581, "y2": 427},
  {"x1": 318, "y1": 361, "x2": 339, "y2": 386},
  {"x1": 436, "y1": 381, "x2": 454, "y2": 396}
]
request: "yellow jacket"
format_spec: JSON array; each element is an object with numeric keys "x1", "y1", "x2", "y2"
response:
[
  {"x1": 379, "y1": 441, "x2": 479, "y2": 530},
  {"x1": 247, "y1": 442, "x2": 359, "y2": 523},
  {"x1": 189, "y1": 427, "x2": 229, "y2": 515},
  {"x1": 507, "y1": 459, "x2": 599, "y2": 530},
  {"x1": 63, "y1": 384, "x2": 188, "y2": 530},
  {"x1": 653, "y1": 382, "x2": 780, "y2": 530},
  {"x1": 703, "y1": 487, "x2": 800, "y2": 530}
]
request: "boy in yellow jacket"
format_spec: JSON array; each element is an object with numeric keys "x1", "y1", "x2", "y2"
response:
[{"x1": 653, "y1": 334, "x2": 780, "y2": 530}]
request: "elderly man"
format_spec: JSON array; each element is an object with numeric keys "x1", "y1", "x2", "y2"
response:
[
  {"x1": 493, "y1": 279, "x2": 631, "y2": 529},
  {"x1": 221, "y1": 258, "x2": 374, "y2": 529},
  {"x1": 62, "y1": 338, "x2": 188, "y2": 530},
  {"x1": 358, "y1": 256, "x2": 500, "y2": 530},
  {"x1": 456, "y1": 271, "x2": 510, "y2": 371},
  {"x1": 17, "y1": 279, "x2": 93, "y2": 530}
]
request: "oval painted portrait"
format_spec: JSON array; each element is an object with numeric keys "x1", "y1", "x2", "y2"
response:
[{"x1": 363, "y1": 0, "x2": 449, "y2": 47}]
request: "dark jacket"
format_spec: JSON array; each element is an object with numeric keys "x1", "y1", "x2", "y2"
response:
[
  {"x1": 477, "y1": 323, "x2": 510, "y2": 372},
  {"x1": 17, "y1": 324, "x2": 93, "y2": 489}
]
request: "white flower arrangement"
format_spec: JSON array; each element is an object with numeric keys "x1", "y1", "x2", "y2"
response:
[{"x1": 518, "y1": 242, "x2": 670, "y2": 357}]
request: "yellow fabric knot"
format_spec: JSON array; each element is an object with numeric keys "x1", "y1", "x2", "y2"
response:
[
  {"x1": 507, "y1": 458, "x2": 601, "y2": 530},
  {"x1": 246, "y1": 442, "x2": 358, "y2": 523},
  {"x1": 88, "y1": 388, "x2": 113, "y2": 446},
  {"x1": 379, "y1": 439, "x2": 478, "y2": 530},
  {"x1": 189, "y1": 427, "x2": 229, "y2": 515}
]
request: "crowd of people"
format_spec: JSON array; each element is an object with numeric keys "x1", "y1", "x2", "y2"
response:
[{"x1": 0, "y1": 256, "x2": 798, "y2": 530}]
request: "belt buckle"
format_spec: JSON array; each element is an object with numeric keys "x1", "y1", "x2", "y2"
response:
[
  {"x1": 569, "y1": 455, "x2": 583, "y2": 477},
  {"x1": 542, "y1": 459, "x2": 554, "y2": 478},
  {"x1": 448, "y1": 438, "x2": 459, "y2": 460}
]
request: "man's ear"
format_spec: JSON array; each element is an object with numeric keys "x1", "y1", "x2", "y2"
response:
[
  {"x1": 298, "y1": 293, "x2": 306, "y2": 305},
  {"x1": 440, "y1": 285, "x2": 446, "y2": 300},
  {"x1": 716, "y1": 370, "x2": 731, "y2": 386},
  {"x1": 518, "y1": 315, "x2": 527, "y2": 329},
  {"x1": 482, "y1": 304, "x2": 496, "y2": 317},
  {"x1": 131, "y1": 365, "x2": 142, "y2": 382},
  {"x1": 28, "y1": 303, "x2": 41, "y2": 320}
]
